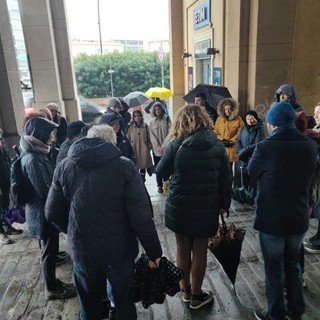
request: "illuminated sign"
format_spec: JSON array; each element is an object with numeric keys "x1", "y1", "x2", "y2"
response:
[{"x1": 194, "y1": 0, "x2": 210, "y2": 30}]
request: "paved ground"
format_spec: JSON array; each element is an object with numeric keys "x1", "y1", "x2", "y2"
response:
[{"x1": 1, "y1": 175, "x2": 320, "y2": 320}]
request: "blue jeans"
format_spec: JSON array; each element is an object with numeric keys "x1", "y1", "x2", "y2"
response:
[
  {"x1": 259, "y1": 232, "x2": 305, "y2": 320},
  {"x1": 74, "y1": 255, "x2": 137, "y2": 320}
]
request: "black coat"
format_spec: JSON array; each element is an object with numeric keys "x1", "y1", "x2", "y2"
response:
[
  {"x1": 45, "y1": 137, "x2": 162, "y2": 265},
  {"x1": 20, "y1": 137, "x2": 55, "y2": 239},
  {"x1": 236, "y1": 120, "x2": 265, "y2": 164},
  {"x1": 116, "y1": 131, "x2": 137, "y2": 164},
  {"x1": 248, "y1": 127, "x2": 317, "y2": 236},
  {"x1": 156, "y1": 129, "x2": 232, "y2": 237}
]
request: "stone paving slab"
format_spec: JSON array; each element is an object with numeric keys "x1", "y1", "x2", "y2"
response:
[{"x1": 1, "y1": 174, "x2": 320, "y2": 319}]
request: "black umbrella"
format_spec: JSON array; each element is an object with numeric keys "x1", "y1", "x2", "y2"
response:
[
  {"x1": 183, "y1": 84, "x2": 232, "y2": 109},
  {"x1": 79, "y1": 97, "x2": 103, "y2": 123},
  {"x1": 208, "y1": 212, "x2": 245, "y2": 288}
]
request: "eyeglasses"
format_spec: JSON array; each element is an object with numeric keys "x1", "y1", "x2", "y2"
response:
[{"x1": 133, "y1": 115, "x2": 141, "y2": 117}]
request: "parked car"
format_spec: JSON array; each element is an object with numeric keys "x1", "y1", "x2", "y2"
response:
[{"x1": 23, "y1": 96, "x2": 103, "y2": 123}]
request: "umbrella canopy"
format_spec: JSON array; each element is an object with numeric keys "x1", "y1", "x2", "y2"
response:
[
  {"x1": 79, "y1": 97, "x2": 104, "y2": 123},
  {"x1": 145, "y1": 87, "x2": 173, "y2": 99},
  {"x1": 183, "y1": 84, "x2": 232, "y2": 109},
  {"x1": 208, "y1": 213, "x2": 246, "y2": 286},
  {"x1": 124, "y1": 91, "x2": 150, "y2": 108}
]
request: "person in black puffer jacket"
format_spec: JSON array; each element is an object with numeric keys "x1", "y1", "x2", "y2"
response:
[
  {"x1": 45, "y1": 125, "x2": 162, "y2": 320},
  {"x1": 156, "y1": 104, "x2": 232, "y2": 309}
]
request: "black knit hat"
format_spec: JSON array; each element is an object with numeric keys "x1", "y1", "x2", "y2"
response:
[
  {"x1": 99, "y1": 113, "x2": 121, "y2": 125},
  {"x1": 107, "y1": 98, "x2": 121, "y2": 109},
  {"x1": 245, "y1": 110, "x2": 259, "y2": 121},
  {"x1": 24, "y1": 117, "x2": 58, "y2": 142},
  {"x1": 67, "y1": 120, "x2": 86, "y2": 139}
]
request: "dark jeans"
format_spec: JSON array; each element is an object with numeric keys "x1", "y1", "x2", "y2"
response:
[
  {"x1": 74, "y1": 254, "x2": 137, "y2": 320},
  {"x1": 40, "y1": 223, "x2": 59, "y2": 291},
  {"x1": 152, "y1": 153, "x2": 163, "y2": 188},
  {"x1": 259, "y1": 232, "x2": 305, "y2": 320},
  {"x1": 0, "y1": 181, "x2": 10, "y2": 210}
]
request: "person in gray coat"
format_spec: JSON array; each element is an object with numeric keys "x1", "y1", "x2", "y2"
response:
[{"x1": 20, "y1": 117, "x2": 76, "y2": 300}]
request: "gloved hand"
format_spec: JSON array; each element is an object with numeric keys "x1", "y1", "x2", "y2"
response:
[
  {"x1": 222, "y1": 139, "x2": 234, "y2": 147},
  {"x1": 222, "y1": 139, "x2": 230, "y2": 147}
]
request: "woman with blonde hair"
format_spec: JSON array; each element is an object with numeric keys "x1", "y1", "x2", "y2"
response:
[{"x1": 156, "y1": 104, "x2": 232, "y2": 310}]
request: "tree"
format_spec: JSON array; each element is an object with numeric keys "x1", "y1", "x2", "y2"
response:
[{"x1": 74, "y1": 51, "x2": 170, "y2": 98}]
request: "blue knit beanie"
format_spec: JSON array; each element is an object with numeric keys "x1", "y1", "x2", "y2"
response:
[{"x1": 266, "y1": 101, "x2": 295, "y2": 126}]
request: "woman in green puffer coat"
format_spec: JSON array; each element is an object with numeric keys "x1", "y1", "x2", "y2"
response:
[{"x1": 156, "y1": 104, "x2": 232, "y2": 309}]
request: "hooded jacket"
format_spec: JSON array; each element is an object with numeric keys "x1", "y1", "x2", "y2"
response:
[
  {"x1": 214, "y1": 98, "x2": 244, "y2": 162},
  {"x1": 156, "y1": 129, "x2": 232, "y2": 237},
  {"x1": 236, "y1": 120, "x2": 265, "y2": 164},
  {"x1": 20, "y1": 137, "x2": 55, "y2": 239},
  {"x1": 149, "y1": 103, "x2": 171, "y2": 157},
  {"x1": 45, "y1": 137, "x2": 162, "y2": 265}
]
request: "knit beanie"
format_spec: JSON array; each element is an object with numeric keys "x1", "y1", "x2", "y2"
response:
[
  {"x1": 245, "y1": 110, "x2": 259, "y2": 121},
  {"x1": 99, "y1": 113, "x2": 121, "y2": 125},
  {"x1": 67, "y1": 120, "x2": 86, "y2": 139},
  {"x1": 266, "y1": 101, "x2": 295, "y2": 126},
  {"x1": 107, "y1": 98, "x2": 121, "y2": 109},
  {"x1": 24, "y1": 117, "x2": 59, "y2": 142}
]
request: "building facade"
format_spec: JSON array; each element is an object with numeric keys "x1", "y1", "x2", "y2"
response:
[{"x1": 169, "y1": 0, "x2": 320, "y2": 116}]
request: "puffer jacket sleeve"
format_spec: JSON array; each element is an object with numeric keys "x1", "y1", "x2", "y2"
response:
[
  {"x1": 156, "y1": 139, "x2": 182, "y2": 181},
  {"x1": 45, "y1": 163, "x2": 69, "y2": 233},
  {"x1": 218, "y1": 144, "x2": 233, "y2": 210},
  {"x1": 247, "y1": 142, "x2": 264, "y2": 182},
  {"x1": 123, "y1": 160, "x2": 162, "y2": 260}
]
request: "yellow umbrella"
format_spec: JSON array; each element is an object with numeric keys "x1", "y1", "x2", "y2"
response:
[{"x1": 145, "y1": 87, "x2": 173, "y2": 99}]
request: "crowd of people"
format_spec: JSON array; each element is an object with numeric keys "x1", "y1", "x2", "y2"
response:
[{"x1": 0, "y1": 84, "x2": 319, "y2": 320}]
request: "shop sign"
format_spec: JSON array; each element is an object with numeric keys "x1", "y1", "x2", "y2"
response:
[{"x1": 194, "y1": 0, "x2": 211, "y2": 30}]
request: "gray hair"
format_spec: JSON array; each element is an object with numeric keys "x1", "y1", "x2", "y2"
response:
[{"x1": 87, "y1": 124, "x2": 116, "y2": 144}]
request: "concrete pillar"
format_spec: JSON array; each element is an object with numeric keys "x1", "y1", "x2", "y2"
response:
[
  {"x1": 169, "y1": 0, "x2": 185, "y2": 117},
  {"x1": 224, "y1": 0, "x2": 250, "y2": 115},
  {"x1": 50, "y1": 0, "x2": 80, "y2": 120},
  {"x1": 0, "y1": 0, "x2": 25, "y2": 150},
  {"x1": 18, "y1": 0, "x2": 80, "y2": 120}
]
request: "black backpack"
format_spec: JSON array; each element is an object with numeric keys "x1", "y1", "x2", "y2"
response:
[{"x1": 10, "y1": 146, "x2": 30, "y2": 206}]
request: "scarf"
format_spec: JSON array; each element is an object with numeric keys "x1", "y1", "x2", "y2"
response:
[{"x1": 24, "y1": 136, "x2": 50, "y2": 154}]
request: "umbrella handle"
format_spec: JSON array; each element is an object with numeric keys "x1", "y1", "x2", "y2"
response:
[{"x1": 219, "y1": 211, "x2": 228, "y2": 236}]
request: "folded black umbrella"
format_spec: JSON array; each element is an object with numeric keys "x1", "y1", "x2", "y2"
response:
[
  {"x1": 183, "y1": 84, "x2": 232, "y2": 109},
  {"x1": 131, "y1": 254, "x2": 184, "y2": 309},
  {"x1": 208, "y1": 213, "x2": 245, "y2": 287}
]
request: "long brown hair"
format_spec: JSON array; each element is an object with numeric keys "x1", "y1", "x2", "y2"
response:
[{"x1": 169, "y1": 104, "x2": 213, "y2": 139}]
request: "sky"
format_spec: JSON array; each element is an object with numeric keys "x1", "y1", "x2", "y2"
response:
[{"x1": 65, "y1": 0, "x2": 169, "y2": 41}]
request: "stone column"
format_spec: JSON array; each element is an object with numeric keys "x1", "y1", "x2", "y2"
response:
[
  {"x1": 18, "y1": 0, "x2": 80, "y2": 120},
  {"x1": 169, "y1": 0, "x2": 185, "y2": 117},
  {"x1": 0, "y1": 0, "x2": 25, "y2": 150}
]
